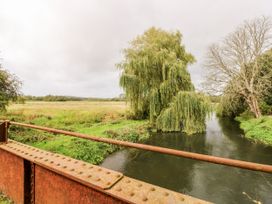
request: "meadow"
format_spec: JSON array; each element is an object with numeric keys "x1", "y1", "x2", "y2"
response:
[{"x1": 1, "y1": 101, "x2": 148, "y2": 164}]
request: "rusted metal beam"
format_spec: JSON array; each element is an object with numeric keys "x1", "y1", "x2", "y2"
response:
[
  {"x1": 8, "y1": 121, "x2": 272, "y2": 174},
  {"x1": 0, "y1": 140, "x2": 211, "y2": 204},
  {"x1": 0, "y1": 149, "x2": 25, "y2": 203},
  {"x1": 0, "y1": 121, "x2": 9, "y2": 143},
  {"x1": 24, "y1": 160, "x2": 35, "y2": 204},
  {"x1": 0, "y1": 140, "x2": 123, "y2": 191},
  {"x1": 34, "y1": 165, "x2": 125, "y2": 204},
  {"x1": 107, "y1": 176, "x2": 208, "y2": 204}
]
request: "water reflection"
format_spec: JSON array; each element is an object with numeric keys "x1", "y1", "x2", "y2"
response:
[{"x1": 101, "y1": 114, "x2": 272, "y2": 203}]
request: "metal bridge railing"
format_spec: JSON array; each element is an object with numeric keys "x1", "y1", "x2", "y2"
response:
[{"x1": 1, "y1": 120, "x2": 272, "y2": 173}]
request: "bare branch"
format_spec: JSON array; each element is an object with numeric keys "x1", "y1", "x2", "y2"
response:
[{"x1": 203, "y1": 16, "x2": 272, "y2": 117}]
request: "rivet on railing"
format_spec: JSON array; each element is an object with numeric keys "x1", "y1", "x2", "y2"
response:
[{"x1": 142, "y1": 197, "x2": 148, "y2": 202}]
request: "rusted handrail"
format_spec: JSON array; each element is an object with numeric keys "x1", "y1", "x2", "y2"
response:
[{"x1": 3, "y1": 120, "x2": 272, "y2": 173}]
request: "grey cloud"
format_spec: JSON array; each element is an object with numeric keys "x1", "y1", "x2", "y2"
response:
[{"x1": 0, "y1": 0, "x2": 271, "y2": 97}]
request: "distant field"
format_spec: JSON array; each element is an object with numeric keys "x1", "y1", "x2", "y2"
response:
[
  {"x1": 2, "y1": 101, "x2": 148, "y2": 164},
  {"x1": 7, "y1": 101, "x2": 128, "y2": 116},
  {"x1": 5, "y1": 101, "x2": 129, "y2": 126}
]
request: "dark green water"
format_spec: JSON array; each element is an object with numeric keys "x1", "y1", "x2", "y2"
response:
[{"x1": 101, "y1": 115, "x2": 272, "y2": 203}]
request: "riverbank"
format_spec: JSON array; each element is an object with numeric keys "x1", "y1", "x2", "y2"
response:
[
  {"x1": 1, "y1": 101, "x2": 149, "y2": 164},
  {"x1": 236, "y1": 115, "x2": 272, "y2": 146}
]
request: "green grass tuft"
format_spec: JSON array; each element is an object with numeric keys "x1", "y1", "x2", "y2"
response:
[{"x1": 0, "y1": 192, "x2": 12, "y2": 204}]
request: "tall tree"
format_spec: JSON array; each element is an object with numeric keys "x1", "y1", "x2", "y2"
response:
[
  {"x1": 118, "y1": 27, "x2": 211, "y2": 134},
  {"x1": 204, "y1": 17, "x2": 272, "y2": 118},
  {"x1": 0, "y1": 64, "x2": 21, "y2": 111}
]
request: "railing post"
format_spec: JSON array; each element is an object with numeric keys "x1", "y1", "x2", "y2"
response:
[{"x1": 0, "y1": 120, "x2": 9, "y2": 143}]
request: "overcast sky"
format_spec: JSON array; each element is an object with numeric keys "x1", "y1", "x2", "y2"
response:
[{"x1": 0, "y1": 0, "x2": 271, "y2": 97}]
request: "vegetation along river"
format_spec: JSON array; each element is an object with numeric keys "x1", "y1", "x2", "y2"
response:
[{"x1": 101, "y1": 114, "x2": 272, "y2": 204}]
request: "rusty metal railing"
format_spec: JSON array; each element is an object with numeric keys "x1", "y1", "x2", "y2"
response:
[
  {"x1": 1, "y1": 120, "x2": 272, "y2": 173},
  {"x1": 0, "y1": 139, "x2": 211, "y2": 203}
]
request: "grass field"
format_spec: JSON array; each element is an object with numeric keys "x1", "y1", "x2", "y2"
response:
[{"x1": 1, "y1": 101, "x2": 149, "y2": 164}]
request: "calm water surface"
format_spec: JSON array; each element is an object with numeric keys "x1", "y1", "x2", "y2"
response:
[{"x1": 101, "y1": 115, "x2": 272, "y2": 203}]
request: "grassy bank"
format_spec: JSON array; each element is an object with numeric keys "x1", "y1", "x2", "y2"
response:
[
  {"x1": 1, "y1": 101, "x2": 149, "y2": 164},
  {"x1": 0, "y1": 192, "x2": 12, "y2": 204},
  {"x1": 236, "y1": 115, "x2": 272, "y2": 145}
]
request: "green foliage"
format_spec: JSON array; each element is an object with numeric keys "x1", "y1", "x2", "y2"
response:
[
  {"x1": 105, "y1": 124, "x2": 149, "y2": 143},
  {"x1": 259, "y1": 49, "x2": 272, "y2": 114},
  {"x1": 209, "y1": 95, "x2": 221, "y2": 103},
  {"x1": 236, "y1": 111, "x2": 255, "y2": 121},
  {"x1": 118, "y1": 27, "x2": 195, "y2": 119},
  {"x1": 0, "y1": 192, "x2": 12, "y2": 204},
  {"x1": 156, "y1": 92, "x2": 211, "y2": 134},
  {"x1": 0, "y1": 67, "x2": 21, "y2": 111},
  {"x1": 260, "y1": 101, "x2": 272, "y2": 115},
  {"x1": 217, "y1": 93, "x2": 247, "y2": 118},
  {"x1": 118, "y1": 27, "x2": 210, "y2": 134},
  {"x1": 14, "y1": 96, "x2": 25, "y2": 104},
  {"x1": 9, "y1": 126, "x2": 54, "y2": 143},
  {"x1": 236, "y1": 116, "x2": 272, "y2": 145}
]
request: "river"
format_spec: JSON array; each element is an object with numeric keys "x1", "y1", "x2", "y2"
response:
[{"x1": 101, "y1": 114, "x2": 272, "y2": 203}]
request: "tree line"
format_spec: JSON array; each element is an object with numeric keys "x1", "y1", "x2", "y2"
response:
[{"x1": 22, "y1": 95, "x2": 125, "y2": 102}]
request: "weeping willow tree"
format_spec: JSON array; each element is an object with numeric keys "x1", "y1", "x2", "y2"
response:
[
  {"x1": 118, "y1": 27, "x2": 211, "y2": 134},
  {"x1": 156, "y1": 92, "x2": 211, "y2": 134}
]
